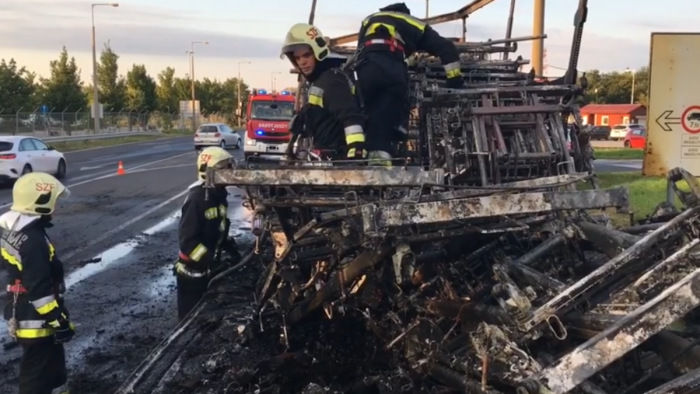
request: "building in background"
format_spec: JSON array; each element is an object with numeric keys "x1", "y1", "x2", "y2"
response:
[{"x1": 580, "y1": 104, "x2": 647, "y2": 127}]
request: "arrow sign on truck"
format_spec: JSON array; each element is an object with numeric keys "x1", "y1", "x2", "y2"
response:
[{"x1": 655, "y1": 110, "x2": 681, "y2": 132}]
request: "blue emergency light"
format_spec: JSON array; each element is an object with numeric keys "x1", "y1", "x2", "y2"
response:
[
  {"x1": 257, "y1": 89, "x2": 267, "y2": 95},
  {"x1": 255, "y1": 130, "x2": 264, "y2": 136},
  {"x1": 280, "y1": 90, "x2": 291, "y2": 95}
]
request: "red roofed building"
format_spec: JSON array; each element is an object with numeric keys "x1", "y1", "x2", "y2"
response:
[{"x1": 580, "y1": 104, "x2": 647, "y2": 127}]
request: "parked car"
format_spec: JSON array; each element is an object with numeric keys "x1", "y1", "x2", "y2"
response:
[
  {"x1": 623, "y1": 127, "x2": 646, "y2": 149},
  {"x1": 193, "y1": 123, "x2": 242, "y2": 151},
  {"x1": 610, "y1": 124, "x2": 644, "y2": 141},
  {"x1": 0, "y1": 136, "x2": 67, "y2": 182},
  {"x1": 586, "y1": 125, "x2": 611, "y2": 140}
]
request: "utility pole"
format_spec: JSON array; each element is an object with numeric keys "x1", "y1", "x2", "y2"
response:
[
  {"x1": 271, "y1": 72, "x2": 281, "y2": 91},
  {"x1": 626, "y1": 67, "x2": 636, "y2": 104},
  {"x1": 531, "y1": 0, "x2": 545, "y2": 77},
  {"x1": 189, "y1": 40, "x2": 208, "y2": 132},
  {"x1": 237, "y1": 61, "x2": 251, "y2": 127},
  {"x1": 425, "y1": 0, "x2": 429, "y2": 18},
  {"x1": 91, "y1": 2, "x2": 119, "y2": 134}
]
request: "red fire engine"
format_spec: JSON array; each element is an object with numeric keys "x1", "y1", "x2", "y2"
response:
[{"x1": 243, "y1": 89, "x2": 296, "y2": 160}]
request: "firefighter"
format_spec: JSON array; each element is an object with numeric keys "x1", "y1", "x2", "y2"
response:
[
  {"x1": 353, "y1": 2, "x2": 464, "y2": 165},
  {"x1": 1, "y1": 172, "x2": 74, "y2": 394},
  {"x1": 280, "y1": 23, "x2": 368, "y2": 161},
  {"x1": 174, "y1": 146, "x2": 240, "y2": 320}
]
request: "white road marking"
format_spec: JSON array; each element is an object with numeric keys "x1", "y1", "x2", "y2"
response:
[
  {"x1": 79, "y1": 164, "x2": 111, "y2": 171},
  {"x1": 60, "y1": 188, "x2": 190, "y2": 263},
  {"x1": 126, "y1": 163, "x2": 192, "y2": 174}
]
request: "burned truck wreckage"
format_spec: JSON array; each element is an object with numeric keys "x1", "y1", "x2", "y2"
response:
[{"x1": 117, "y1": 2, "x2": 700, "y2": 394}]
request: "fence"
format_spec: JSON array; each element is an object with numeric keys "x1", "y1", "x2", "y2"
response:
[{"x1": 0, "y1": 110, "x2": 235, "y2": 137}]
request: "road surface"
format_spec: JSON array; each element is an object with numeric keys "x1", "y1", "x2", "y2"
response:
[{"x1": 0, "y1": 136, "x2": 251, "y2": 394}]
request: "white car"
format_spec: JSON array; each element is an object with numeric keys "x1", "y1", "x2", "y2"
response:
[
  {"x1": 0, "y1": 136, "x2": 67, "y2": 182},
  {"x1": 609, "y1": 124, "x2": 644, "y2": 141},
  {"x1": 193, "y1": 123, "x2": 243, "y2": 150}
]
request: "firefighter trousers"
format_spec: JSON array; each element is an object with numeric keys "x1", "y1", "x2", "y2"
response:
[
  {"x1": 19, "y1": 338, "x2": 68, "y2": 394},
  {"x1": 355, "y1": 51, "x2": 410, "y2": 155},
  {"x1": 176, "y1": 273, "x2": 209, "y2": 321}
]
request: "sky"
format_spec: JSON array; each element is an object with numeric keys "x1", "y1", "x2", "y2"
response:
[{"x1": 0, "y1": 0, "x2": 697, "y2": 92}]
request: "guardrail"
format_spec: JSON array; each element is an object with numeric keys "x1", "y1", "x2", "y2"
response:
[{"x1": 35, "y1": 131, "x2": 164, "y2": 143}]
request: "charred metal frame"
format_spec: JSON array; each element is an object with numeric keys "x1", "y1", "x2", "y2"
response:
[
  {"x1": 538, "y1": 268, "x2": 700, "y2": 393},
  {"x1": 193, "y1": 0, "x2": 700, "y2": 392}
]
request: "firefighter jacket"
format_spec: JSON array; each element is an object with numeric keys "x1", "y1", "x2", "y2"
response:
[
  {"x1": 1, "y1": 211, "x2": 68, "y2": 342},
  {"x1": 301, "y1": 60, "x2": 365, "y2": 155},
  {"x1": 357, "y1": 11, "x2": 462, "y2": 80},
  {"x1": 175, "y1": 181, "x2": 228, "y2": 278}
]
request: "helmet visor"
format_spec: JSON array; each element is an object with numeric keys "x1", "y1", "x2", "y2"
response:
[
  {"x1": 211, "y1": 158, "x2": 234, "y2": 170},
  {"x1": 280, "y1": 43, "x2": 311, "y2": 59}
]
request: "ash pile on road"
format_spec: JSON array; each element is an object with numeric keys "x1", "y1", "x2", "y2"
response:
[{"x1": 152, "y1": 262, "x2": 434, "y2": 394}]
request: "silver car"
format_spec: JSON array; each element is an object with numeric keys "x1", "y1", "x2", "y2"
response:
[{"x1": 193, "y1": 123, "x2": 243, "y2": 150}]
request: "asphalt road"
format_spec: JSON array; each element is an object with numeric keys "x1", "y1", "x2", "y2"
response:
[
  {"x1": 0, "y1": 136, "x2": 251, "y2": 393},
  {"x1": 0, "y1": 136, "x2": 194, "y2": 207}
]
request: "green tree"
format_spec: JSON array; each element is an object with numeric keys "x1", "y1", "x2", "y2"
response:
[
  {"x1": 97, "y1": 42, "x2": 126, "y2": 111},
  {"x1": 632, "y1": 67, "x2": 650, "y2": 107},
  {"x1": 172, "y1": 77, "x2": 191, "y2": 103},
  {"x1": 125, "y1": 64, "x2": 157, "y2": 112},
  {"x1": 0, "y1": 59, "x2": 37, "y2": 113},
  {"x1": 579, "y1": 67, "x2": 649, "y2": 106},
  {"x1": 40, "y1": 47, "x2": 87, "y2": 112},
  {"x1": 197, "y1": 78, "x2": 225, "y2": 114},
  {"x1": 156, "y1": 67, "x2": 179, "y2": 113},
  {"x1": 220, "y1": 78, "x2": 249, "y2": 124}
]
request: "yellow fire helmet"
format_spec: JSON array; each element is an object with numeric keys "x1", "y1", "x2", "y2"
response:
[
  {"x1": 280, "y1": 23, "x2": 330, "y2": 62},
  {"x1": 197, "y1": 146, "x2": 233, "y2": 180},
  {"x1": 11, "y1": 172, "x2": 71, "y2": 215}
]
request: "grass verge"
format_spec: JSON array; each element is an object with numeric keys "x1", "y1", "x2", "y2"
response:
[
  {"x1": 594, "y1": 148, "x2": 644, "y2": 160},
  {"x1": 594, "y1": 172, "x2": 667, "y2": 224},
  {"x1": 49, "y1": 129, "x2": 191, "y2": 152}
]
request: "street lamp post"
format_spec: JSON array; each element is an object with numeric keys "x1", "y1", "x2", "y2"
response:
[
  {"x1": 271, "y1": 72, "x2": 281, "y2": 91},
  {"x1": 91, "y1": 2, "x2": 119, "y2": 134},
  {"x1": 237, "y1": 61, "x2": 251, "y2": 127},
  {"x1": 625, "y1": 67, "x2": 636, "y2": 104},
  {"x1": 188, "y1": 41, "x2": 208, "y2": 132}
]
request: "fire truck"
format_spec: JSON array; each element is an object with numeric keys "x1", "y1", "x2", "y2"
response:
[{"x1": 243, "y1": 89, "x2": 296, "y2": 160}]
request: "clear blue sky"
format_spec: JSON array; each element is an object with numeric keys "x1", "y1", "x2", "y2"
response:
[{"x1": 0, "y1": 0, "x2": 696, "y2": 91}]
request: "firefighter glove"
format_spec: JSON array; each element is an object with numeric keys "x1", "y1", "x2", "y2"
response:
[
  {"x1": 367, "y1": 151, "x2": 393, "y2": 167},
  {"x1": 54, "y1": 320, "x2": 75, "y2": 344},
  {"x1": 345, "y1": 132, "x2": 368, "y2": 160},
  {"x1": 446, "y1": 75, "x2": 464, "y2": 89},
  {"x1": 46, "y1": 314, "x2": 75, "y2": 344},
  {"x1": 174, "y1": 257, "x2": 209, "y2": 279}
]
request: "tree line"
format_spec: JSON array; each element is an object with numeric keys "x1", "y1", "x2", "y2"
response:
[
  {"x1": 577, "y1": 67, "x2": 649, "y2": 107},
  {"x1": 0, "y1": 44, "x2": 251, "y2": 124},
  {"x1": 0, "y1": 43, "x2": 651, "y2": 122}
]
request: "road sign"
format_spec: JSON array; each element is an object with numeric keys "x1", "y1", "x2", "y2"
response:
[
  {"x1": 655, "y1": 110, "x2": 681, "y2": 132},
  {"x1": 682, "y1": 106, "x2": 700, "y2": 134},
  {"x1": 40, "y1": 105, "x2": 48, "y2": 113},
  {"x1": 644, "y1": 33, "x2": 700, "y2": 176}
]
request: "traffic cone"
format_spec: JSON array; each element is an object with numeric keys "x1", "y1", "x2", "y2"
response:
[{"x1": 117, "y1": 161, "x2": 125, "y2": 175}]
